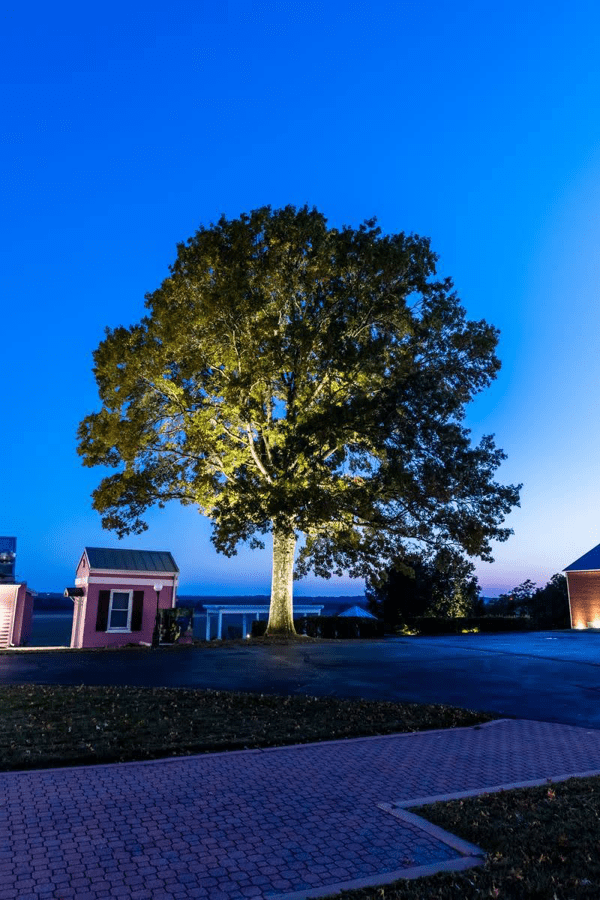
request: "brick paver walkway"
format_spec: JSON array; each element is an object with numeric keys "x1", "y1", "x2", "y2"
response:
[{"x1": 3, "y1": 719, "x2": 600, "y2": 900}]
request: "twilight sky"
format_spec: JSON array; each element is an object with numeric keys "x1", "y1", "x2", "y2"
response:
[{"x1": 2, "y1": 0, "x2": 600, "y2": 597}]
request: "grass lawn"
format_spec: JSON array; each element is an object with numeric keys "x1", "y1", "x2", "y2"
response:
[
  {"x1": 0, "y1": 683, "x2": 491, "y2": 770},
  {"x1": 1, "y1": 681, "x2": 599, "y2": 898}
]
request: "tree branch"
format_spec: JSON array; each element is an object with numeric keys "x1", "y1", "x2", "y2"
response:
[{"x1": 245, "y1": 422, "x2": 272, "y2": 482}]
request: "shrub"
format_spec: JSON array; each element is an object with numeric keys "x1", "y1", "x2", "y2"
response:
[
  {"x1": 477, "y1": 615, "x2": 532, "y2": 632},
  {"x1": 250, "y1": 616, "x2": 384, "y2": 638},
  {"x1": 412, "y1": 617, "x2": 462, "y2": 635},
  {"x1": 227, "y1": 625, "x2": 243, "y2": 639}
]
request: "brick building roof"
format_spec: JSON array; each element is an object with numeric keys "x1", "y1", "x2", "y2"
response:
[{"x1": 564, "y1": 543, "x2": 600, "y2": 572}]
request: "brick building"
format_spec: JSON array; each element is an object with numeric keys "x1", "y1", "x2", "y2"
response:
[{"x1": 564, "y1": 543, "x2": 600, "y2": 629}]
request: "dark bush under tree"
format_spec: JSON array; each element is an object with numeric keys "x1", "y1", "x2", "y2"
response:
[
  {"x1": 413, "y1": 615, "x2": 533, "y2": 634},
  {"x1": 252, "y1": 616, "x2": 384, "y2": 639}
]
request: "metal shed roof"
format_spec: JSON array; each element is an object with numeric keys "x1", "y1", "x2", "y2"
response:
[
  {"x1": 337, "y1": 605, "x2": 377, "y2": 618},
  {"x1": 85, "y1": 547, "x2": 179, "y2": 573},
  {"x1": 564, "y1": 543, "x2": 600, "y2": 572}
]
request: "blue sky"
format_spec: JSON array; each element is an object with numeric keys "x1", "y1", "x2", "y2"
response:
[{"x1": 2, "y1": 0, "x2": 600, "y2": 596}]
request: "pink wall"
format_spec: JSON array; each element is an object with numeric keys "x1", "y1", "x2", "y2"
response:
[
  {"x1": 80, "y1": 582, "x2": 175, "y2": 648},
  {"x1": 11, "y1": 584, "x2": 33, "y2": 646},
  {"x1": 71, "y1": 554, "x2": 177, "y2": 648}
]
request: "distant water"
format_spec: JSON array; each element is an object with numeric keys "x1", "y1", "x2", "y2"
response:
[
  {"x1": 29, "y1": 612, "x2": 73, "y2": 647},
  {"x1": 27, "y1": 597, "x2": 367, "y2": 647},
  {"x1": 27, "y1": 609, "x2": 259, "y2": 647},
  {"x1": 28, "y1": 610, "x2": 237, "y2": 646},
  {"x1": 27, "y1": 611, "x2": 237, "y2": 647}
]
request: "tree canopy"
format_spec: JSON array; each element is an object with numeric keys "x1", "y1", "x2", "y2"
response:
[{"x1": 77, "y1": 205, "x2": 521, "y2": 634}]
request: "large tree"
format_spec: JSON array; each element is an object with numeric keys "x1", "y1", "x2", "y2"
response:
[{"x1": 77, "y1": 205, "x2": 521, "y2": 635}]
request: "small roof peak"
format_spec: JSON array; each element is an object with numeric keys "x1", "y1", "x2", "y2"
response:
[
  {"x1": 564, "y1": 542, "x2": 600, "y2": 572},
  {"x1": 337, "y1": 604, "x2": 377, "y2": 618}
]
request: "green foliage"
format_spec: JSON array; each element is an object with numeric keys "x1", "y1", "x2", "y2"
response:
[
  {"x1": 366, "y1": 550, "x2": 481, "y2": 632},
  {"x1": 78, "y1": 205, "x2": 520, "y2": 604}
]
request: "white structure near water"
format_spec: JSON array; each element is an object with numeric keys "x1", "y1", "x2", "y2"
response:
[{"x1": 202, "y1": 603, "x2": 324, "y2": 640}]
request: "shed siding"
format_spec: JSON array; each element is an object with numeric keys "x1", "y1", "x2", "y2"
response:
[
  {"x1": 567, "y1": 572, "x2": 600, "y2": 628},
  {"x1": 11, "y1": 585, "x2": 34, "y2": 646},
  {"x1": 73, "y1": 580, "x2": 175, "y2": 648}
]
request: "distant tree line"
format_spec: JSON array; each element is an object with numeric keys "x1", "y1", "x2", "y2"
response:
[
  {"x1": 367, "y1": 561, "x2": 570, "y2": 632},
  {"x1": 366, "y1": 551, "x2": 480, "y2": 632},
  {"x1": 486, "y1": 574, "x2": 570, "y2": 629}
]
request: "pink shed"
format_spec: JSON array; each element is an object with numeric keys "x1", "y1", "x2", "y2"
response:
[{"x1": 67, "y1": 547, "x2": 179, "y2": 649}]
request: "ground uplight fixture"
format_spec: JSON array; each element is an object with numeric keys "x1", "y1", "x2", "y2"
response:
[{"x1": 151, "y1": 581, "x2": 164, "y2": 649}]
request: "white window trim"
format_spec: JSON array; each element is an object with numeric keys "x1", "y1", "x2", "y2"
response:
[{"x1": 107, "y1": 589, "x2": 133, "y2": 633}]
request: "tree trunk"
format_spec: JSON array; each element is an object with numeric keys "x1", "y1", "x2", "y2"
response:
[{"x1": 266, "y1": 525, "x2": 297, "y2": 636}]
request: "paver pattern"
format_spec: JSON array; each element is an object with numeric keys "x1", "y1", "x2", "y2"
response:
[{"x1": 2, "y1": 719, "x2": 600, "y2": 899}]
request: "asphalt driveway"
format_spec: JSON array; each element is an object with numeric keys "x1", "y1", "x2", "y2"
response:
[{"x1": 3, "y1": 631, "x2": 600, "y2": 729}]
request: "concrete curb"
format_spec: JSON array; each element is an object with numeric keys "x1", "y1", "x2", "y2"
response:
[
  {"x1": 0, "y1": 719, "x2": 506, "y2": 777},
  {"x1": 378, "y1": 803, "x2": 485, "y2": 857},
  {"x1": 390, "y1": 767, "x2": 600, "y2": 808},
  {"x1": 271, "y1": 856, "x2": 486, "y2": 899}
]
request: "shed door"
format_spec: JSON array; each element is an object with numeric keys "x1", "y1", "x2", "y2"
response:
[{"x1": 0, "y1": 592, "x2": 14, "y2": 648}]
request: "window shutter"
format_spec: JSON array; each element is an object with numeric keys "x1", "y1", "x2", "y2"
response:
[
  {"x1": 96, "y1": 591, "x2": 110, "y2": 632},
  {"x1": 131, "y1": 591, "x2": 144, "y2": 631}
]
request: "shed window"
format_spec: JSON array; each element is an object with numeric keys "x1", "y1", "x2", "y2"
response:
[{"x1": 108, "y1": 591, "x2": 132, "y2": 631}]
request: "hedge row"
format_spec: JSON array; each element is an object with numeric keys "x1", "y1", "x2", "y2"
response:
[
  {"x1": 251, "y1": 616, "x2": 385, "y2": 639},
  {"x1": 251, "y1": 615, "x2": 532, "y2": 639},
  {"x1": 412, "y1": 616, "x2": 533, "y2": 635}
]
